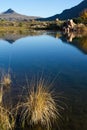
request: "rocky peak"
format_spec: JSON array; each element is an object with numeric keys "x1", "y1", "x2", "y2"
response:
[{"x1": 3, "y1": 8, "x2": 15, "y2": 14}]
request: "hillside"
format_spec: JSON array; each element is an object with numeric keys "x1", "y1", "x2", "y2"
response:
[
  {"x1": 39, "y1": 0, "x2": 87, "y2": 21},
  {"x1": 0, "y1": 8, "x2": 39, "y2": 21}
]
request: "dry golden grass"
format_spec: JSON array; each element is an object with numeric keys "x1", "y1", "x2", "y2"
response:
[
  {"x1": 1, "y1": 73, "x2": 11, "y2": 87},
  {"x1": 17, "y1": 79, "x2": 61, "y2": 130},
  {"x1": 0, "y1": 82, "x2": 15, "y2": 130},
  {"x1": 0, "y1": 87, "x2": 3, "y2": 104},
  {"x1": 0, "y1": 105, "x2": 15, "y2": 130}
]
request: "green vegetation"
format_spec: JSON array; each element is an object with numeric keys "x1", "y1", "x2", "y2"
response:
[
  {"x1": 0, "y1": 19, "x2": 63, "y2": 32},
  {"x1": 73, "y1": 9, "x2": 87, "y2": 25},
  {"x1": 0, "y1": 17, "x2": 86, "y2": 33},
  {"x1": 80, "y1": 9, "x2": 87, "y2": 22}
]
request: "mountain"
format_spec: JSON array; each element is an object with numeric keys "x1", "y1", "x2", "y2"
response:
[
  {"x1": 39, "y1": 0, "x2": 87, "y2": 21},
  {"x1": 0, "y1": 8, "x2": 40, "y2": 21},
  {"x1": 2, "y1": 8, "x2": 15, "y2": 14},
  {"x1": 0, "y1": 0, "x2": 87, "y2": 21}
]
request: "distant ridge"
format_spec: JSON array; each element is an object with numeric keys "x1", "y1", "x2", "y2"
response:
[
  {"x1": 0, "y1": 8, "x2": 40, "y2": 21},
  {"x1": 39, "y1": 0, "x2": 87, "y2": 21},
  {"x1": 0, "y1": 0, "x2": 87, "y2": 21}
]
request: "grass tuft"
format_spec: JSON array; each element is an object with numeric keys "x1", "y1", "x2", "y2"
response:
[
  {"x1": 0, "y1": 105, "x2": 15, "y2": 130},
  {"x1": 1, "y1": 73, "x2": 11, "y2": 87},
  {"x1": 18, "y1": 80, "x2": 60, "y2": 130}
]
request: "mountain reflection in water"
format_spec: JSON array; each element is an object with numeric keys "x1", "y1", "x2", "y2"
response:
[
  {"x1": 0, "y1": 30, "x2": 46, "y2": 43},
  {"x1": 0, "y1": 30, "x2": 87, "y2": 55}
]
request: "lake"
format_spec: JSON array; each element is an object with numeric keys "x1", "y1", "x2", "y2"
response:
[{"x1": 0, "y1": 31, "x2": 87, "y2": 130}]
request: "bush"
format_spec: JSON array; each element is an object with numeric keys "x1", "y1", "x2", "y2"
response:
[{"x1": 18, "y1": 22, "x2": 23, "y2": 27}]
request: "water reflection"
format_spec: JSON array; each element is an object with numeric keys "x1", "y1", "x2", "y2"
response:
[
  {"x1": 47, "y1": 31, "x2": 87, "y2": 55},
  {"x1": 0, "y1": 30, "x2": 87, "y2": 130},
  {"x1": 0, "y1": 30, "x2": 46, "y2": 44},
  {"x1": 61, "y1": 32, "x2": 87, "y2": 54},
  {"x1": 0, "y1": 73, "x2": 65, "y2": 130},
  {"x1": 0, "y1": 30, "x2": 87, "y2": 55}
]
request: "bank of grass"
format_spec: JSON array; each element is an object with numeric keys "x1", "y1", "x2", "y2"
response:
[
  {"x1": 0, "y1": 19, "x2": 87, "y2": 33},
  {"x1": 0, "y1": 26, "x2": 30, "y2": 32},
  {"x1": 0, "y1": 20, "x2": 63, "y2": 32}
]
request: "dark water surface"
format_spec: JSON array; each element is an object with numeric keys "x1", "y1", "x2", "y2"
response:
[{"x1": 0, "y1": 31, "x2": 87, "y2": 130}]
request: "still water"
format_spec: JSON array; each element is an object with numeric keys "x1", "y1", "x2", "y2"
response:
[{"x1": 0, "y1": 31, "x2": 87, "y2": 130}]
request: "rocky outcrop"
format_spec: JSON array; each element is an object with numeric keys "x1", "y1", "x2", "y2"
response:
[{"x1": 62, "y1": 19, "x2": 76, "y2": 33}]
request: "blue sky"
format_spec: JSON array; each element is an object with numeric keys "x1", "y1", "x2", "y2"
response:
[{"x1": 0, "y1": 0, "x2": 83, "y2": 17}]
